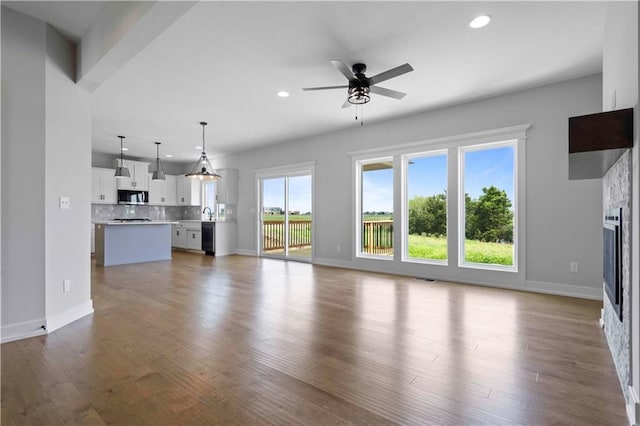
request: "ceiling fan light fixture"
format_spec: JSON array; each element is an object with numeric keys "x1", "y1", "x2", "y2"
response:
[
  {"x1": 185, "y1": 122, "x2": 222, "y2": 181},
  {"x1": 348, "y1": 86, "x2": 370, "y2": 105}
]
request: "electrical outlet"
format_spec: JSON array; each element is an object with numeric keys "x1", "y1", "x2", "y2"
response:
[
  {"x1": 60, "y1": 196, "x2": 70, "y2": 210},
  {"x1": 337, "y1": 245, "x2": 341, "y2": 253},
  {"x1": 570, "y1": 262, "x2": 579, "y2": 273},
  {"x1": 63, "y1": 279, "x2": 70, "y2": 293}
]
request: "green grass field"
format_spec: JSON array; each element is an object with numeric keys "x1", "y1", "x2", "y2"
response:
[
  {"x1": 408, "y1": 235, "x2": 513, "y2": 266},
  {"x1": 263, "y1": 214, "x2": 311, "y2": 222}
]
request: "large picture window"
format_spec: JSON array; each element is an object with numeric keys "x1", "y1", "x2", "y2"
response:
[
  {"x1": 352, "y1": 125, "x2": 526, "y2": 274},
  {"x1": 460, "y1": 142, "x2": 516, "y2": 269},
  {"x1": 404, "y1": 151, "x2": 448, "y2": 263},
  {"x1": 357, "y1": 158, "x2": 394, "y2": 258}
]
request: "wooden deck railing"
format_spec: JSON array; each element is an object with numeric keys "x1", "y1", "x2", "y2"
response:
[
  {"x1": 263, "y1": 220, "x2": 312, "y2": 251},
  {"x1": 262, "y1": 220, "x2": 393, "y2": 255},
  {"x1": 362, "y1": 220, "x2": 393, "y2": 255}
]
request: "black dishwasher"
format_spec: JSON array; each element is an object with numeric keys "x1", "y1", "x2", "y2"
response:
[{"x1": 201, "y1": 222, "x2": 215, "y2": 256}]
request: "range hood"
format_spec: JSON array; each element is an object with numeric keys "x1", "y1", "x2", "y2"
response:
[{"x1": 568, "y1": 108, "x2": 633, "y2": 180}]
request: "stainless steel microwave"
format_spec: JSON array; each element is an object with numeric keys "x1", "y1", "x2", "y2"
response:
[{"x1": 117, "y1": 190, "x2": 148, "y2": 205}]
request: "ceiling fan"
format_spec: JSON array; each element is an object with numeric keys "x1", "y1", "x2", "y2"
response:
[{"x1": 303, "y1": 60, "x2": 414, "y2": 108}]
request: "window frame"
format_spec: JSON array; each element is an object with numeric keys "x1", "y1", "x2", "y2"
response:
[
  {"x1": 349, "y1": 124, "x2": 528, "y2": 278},
  {"x1": 458, "y1": 140, "x2": 518, "y2": 272},
  {"x1": 401, "y1": 149, "x2": 449, "y2": 266},
  {"x1": 355, "y1": 156, "x2": 395, "y2": 261}
]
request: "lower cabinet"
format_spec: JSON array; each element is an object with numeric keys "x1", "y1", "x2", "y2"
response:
[
  {"x1": 172, "y1": 222, "x2": 202, "y2": 251},
  {"x1": 172, "y1": 227, "x2": 187, "y2": 248},
  {"x1": 186, "y1": 230, "x2": 202, "y2": 250}
]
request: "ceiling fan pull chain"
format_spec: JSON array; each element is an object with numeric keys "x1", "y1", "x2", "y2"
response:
[{"x1": 361, "y1": 105, "x2": 364, "y2": 126}]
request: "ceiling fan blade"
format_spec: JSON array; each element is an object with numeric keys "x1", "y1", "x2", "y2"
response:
[
  {"x1": 331, "y1": 60, "x2": 355, "y2": 80},
  {"x1": 302, "y1": 85, "x2": 349, "y2": 91},
  {"x1": 368, "y1": 63, "x2": 414, "y2": 86},
  {"x1": 370, "y1": 85, "x2": 406, "y2": 100},
  {"x1": 342, "y1": 99, "x2": 352, "y2": 108}
]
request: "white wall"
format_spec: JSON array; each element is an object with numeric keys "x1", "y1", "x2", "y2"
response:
[
  {"x1": 221, "y1": 74, "x2": 603, "y2": 299},
  {"x1": 602, "y1": 1, "x2": 640, "y2": 422},
  {"x1": 1, "y1": 7, "x2": 93, "y2": 342}
]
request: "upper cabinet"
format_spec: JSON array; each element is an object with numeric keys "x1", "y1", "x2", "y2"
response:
[
  {"x1": 91, "y1": 167, "x2": 117, "y2": 204},
  {"x1": 216, "y1": 169, "x2": 238, "y2": 204},
  {"x1": 176, "y1": 175, "x2": 201, "y2": 206},
  {"x1": 115, "y1": 160, "x2": 149, "y2": 191},
  {"x1": 149, "y1": 174, "x2": 178, "y2": 205}
]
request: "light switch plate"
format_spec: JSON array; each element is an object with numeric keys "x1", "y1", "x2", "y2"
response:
[{"x1": 60, "y1": 196, "x2": 70, "y2": 210}]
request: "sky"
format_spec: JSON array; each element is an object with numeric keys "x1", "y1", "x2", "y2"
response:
[
  {"x1": 262, "y1": 175, "x2": 312, "y2": 213},
  {"x1": 260, "y1": 146, "x2": 514, "y2": 214},
  {"x1": 363, "y1": 146, "x2": 514, "y2": 212}
]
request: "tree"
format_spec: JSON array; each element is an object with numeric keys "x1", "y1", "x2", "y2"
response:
[
  {"x1": 408, "y1": 193, "x2": 446, "y2": 237},
  {"x1": 471, "y1": 186, "x2": 513, "y2": 242}
]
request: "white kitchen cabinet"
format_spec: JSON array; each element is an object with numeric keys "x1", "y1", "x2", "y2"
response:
[
  {"x1": 149, "y1": 174, "x2": 178, "y2": 205},
  {"x1": 115, "y1": 160, "x2": 149, "y2": 191},
  {"x1": 216, "y1": 169, "x2": 238, "y2": 204},
  {"x1": 172, "y1": 226, "x2": 187, "y2": 248},
  {"x1": 176, "y1": 175, "x2": 201, "y2": 206},
  {"x1": 186, "y1": 230, "x2": 202, "y2": 250},
  {"x1": 91, "y1": 167, "x2": 117, "y2": 204},
  {"x1": 164, "y1": 175, "x2": 177, "y2": 205}
]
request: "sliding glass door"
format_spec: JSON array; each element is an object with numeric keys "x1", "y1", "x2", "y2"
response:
[{"x1": 260, "y1": 173, "x2": 312, "y2": 261}]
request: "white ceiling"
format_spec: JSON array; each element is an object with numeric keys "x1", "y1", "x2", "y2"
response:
[{"x1": 6, "y1": 1, "x2": 607, "y2": 164}]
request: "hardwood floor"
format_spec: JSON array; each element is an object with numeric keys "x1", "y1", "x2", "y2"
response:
[{"x1": 2, "y1": 251, "x2": 628, "y2": 425}]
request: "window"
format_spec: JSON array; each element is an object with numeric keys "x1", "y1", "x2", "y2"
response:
[
  {"x1": 202, "y1": 181, "x2": 216, "y2": 220},
  {"x1": 404, "y1": 151, "x2": 448, "y2": 263},
  {"x1": 357, "y1": 158, "x2": 394, "y2": 258},
  {"x1": 460, "y1": 142, "x2": 516, "y2": 269},
  {"x1": 352, "y1": 124, "x2": 526, "y2": 274}
]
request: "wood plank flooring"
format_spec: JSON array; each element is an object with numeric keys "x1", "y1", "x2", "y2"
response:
[{"x1": 2, "y1": 251, "x2": 628, "y2": 425}]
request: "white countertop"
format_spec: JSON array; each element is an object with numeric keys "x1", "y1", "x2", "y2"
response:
[{"x1": 93, "y1": 220, "x2": 178, "y2": 226}]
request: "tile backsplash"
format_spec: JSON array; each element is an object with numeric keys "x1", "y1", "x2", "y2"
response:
[{"x1": 92, "y1": 204, "x2": 201, "y2": 221}]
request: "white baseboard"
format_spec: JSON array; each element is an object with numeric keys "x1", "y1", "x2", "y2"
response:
[
  {"x1": 46, "y1": 300, "x2": 94, "y2": 333},
  {"x1": 313, "y1": 258, "x2": 602, "y2": 301},
  {"x1": 1, "y1": 318, "x2": 47, "y2": 344},
  {"x1": 235, "y1": 249, "x2": 257, "y2": 256},
  {"x1": 524, "y1": 280, "x2": 603, "y2": 300},
  {"x1": 628, "y1": 386, "x2": 640, "y2": 426},
  {"x1": 599, "y1": 308, "x2": 605, "y2": 328}
]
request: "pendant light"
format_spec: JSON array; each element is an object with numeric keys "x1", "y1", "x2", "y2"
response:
[
  {"x1": 114, "y1": 135, "x2": 130, "y2": 178},
  {"x1": 151, "y1": 142, "x2": 166, "y2": 181},
  {"x1": 185, "y1": 121, "x2": 221, "y2": 181}
]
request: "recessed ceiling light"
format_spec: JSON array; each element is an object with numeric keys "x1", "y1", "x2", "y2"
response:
[
  {"x1": 195, "y1": 146, "x2": 202, "y2": 150},
  {"x1": 122, "y1": 147, "x2": 129, "y2": 151},
  {"x1": 469, "y1": 15, "x2": 491, "y2": 29},
  {"x1": 165, "y1": 154, "x2": 173, "y2": 158},
  {"x1": 277, "y1": 91, "x2": 290, "y2": 98}
]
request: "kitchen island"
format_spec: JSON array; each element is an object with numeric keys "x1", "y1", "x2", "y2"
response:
[{"x1": 94, "y1": 221, "x2": 176, "y2": 266}]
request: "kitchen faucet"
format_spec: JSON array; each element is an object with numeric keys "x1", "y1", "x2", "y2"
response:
[{"x1": 202, "y1": 207, "x2": 214, "y2": 221}]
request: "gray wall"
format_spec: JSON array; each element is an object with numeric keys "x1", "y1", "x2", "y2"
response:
[
  {"x1": 1, "y1": 7, "x2": 47, "y2": 332},
  {"x1": 44, "y1": 25, "x2": 92, "y2": 320},
  {"x1": 1, "y1": 7, "x2": 93, "y2": 341},
  {"x1": 220, "y1": 74, "x2": 603, "y2": 298}
]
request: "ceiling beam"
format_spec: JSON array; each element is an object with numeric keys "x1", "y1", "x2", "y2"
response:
[{"x1": 76, "y1": 1, "x2": 196, "y2": 91}]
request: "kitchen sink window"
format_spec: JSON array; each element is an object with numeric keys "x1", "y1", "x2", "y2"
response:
[{"x1": 203, "y1": 181, "x2": 216, "y2": 220}]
